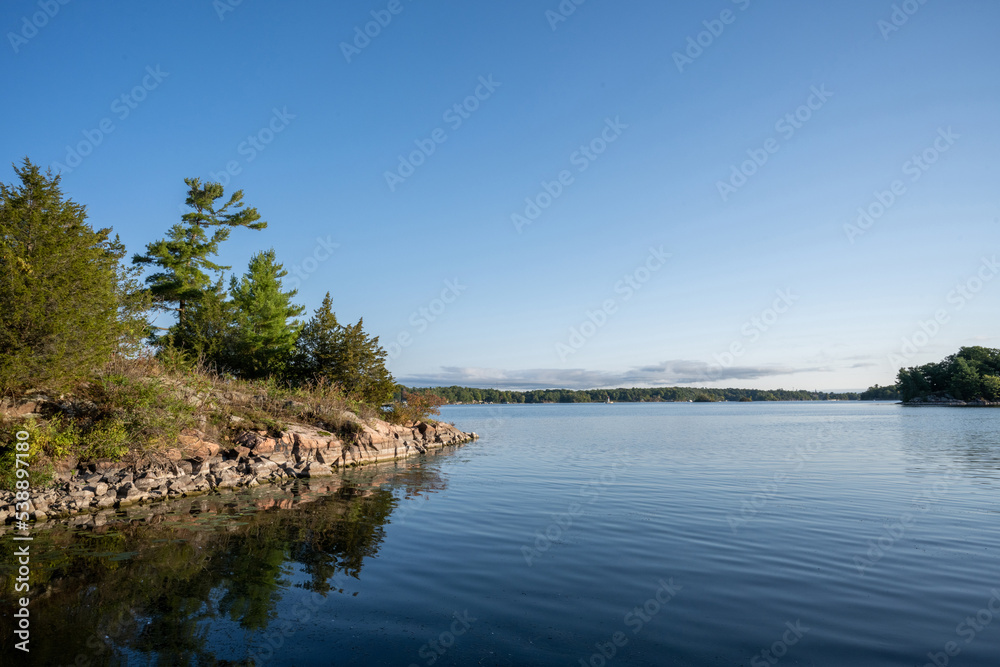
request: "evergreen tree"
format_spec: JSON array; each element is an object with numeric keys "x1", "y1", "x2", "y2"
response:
[
  {"x1": 948, "y1": 357, "x2": 981, "y2": 400},
  {"x1": 0, "y1": 159, "x2": 148, "y2": 393},
  {"x1": 291, "y1": 294, "x2": 395, "y2": 404},
  {"x1": 290, "y1": 292, "x2": 340, "y2": 382},
  {"x1": 133, "y1": 178, "x2": 265, "y2": 329},
  {"x1": 169, "y1": 278, "x2": 238, "y2": 371},
  {"x1": 228, "y1": 250, "x2": 304, "y2": 379},
  {"x1": 334, "y1": 319, "x2": 395, "y2": 405}
]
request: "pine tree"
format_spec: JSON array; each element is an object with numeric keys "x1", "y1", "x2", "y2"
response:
[
  {"x1": 0, "y1": 159, "x2": 149, "y2": 393},
  {"x1": 132, "y1": 178, "x2": 265, "y2": 329},
  {"x1": 290, "y1": 292, "x2": 340, "y2": 382},
  {"x1": 948, "y1": 357, "x2": 981, "y2": 401},
  {"x1": 291, "y1": 294, "x2": 395, "y2": 404},
  {"x1": 170, "y1": 278, "x2": 238, "y2": 371},
  {"x1": 333, "y1": 318, "x2": 395, "y2": 405},
  {"x1": 228, "y1": 250, "x2": 304, "y2": 379}
]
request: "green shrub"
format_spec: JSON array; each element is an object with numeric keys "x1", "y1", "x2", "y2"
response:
[
  {"x1": 0, "y1": 417, "x2": 76, "y2": 490},
  {"x1": 80, "y1": 418, "x2": 130, "y2": 460}
]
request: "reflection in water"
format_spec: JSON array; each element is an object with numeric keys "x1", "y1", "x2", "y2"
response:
[{"x1": 0, "y1": 458, "x2": 450, "y2": 666}]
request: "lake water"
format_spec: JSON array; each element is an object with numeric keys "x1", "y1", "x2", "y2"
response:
[{"x1": 3, "y1": 402, "x2": 1000, "y2": 666}]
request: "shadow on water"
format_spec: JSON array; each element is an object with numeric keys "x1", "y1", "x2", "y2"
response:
[{"x1": 0, "y1": 456, "x2": 452, "y2": 667}]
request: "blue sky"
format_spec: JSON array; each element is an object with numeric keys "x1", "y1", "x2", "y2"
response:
[{"x1": 3, "y1": 0, "x2": 998, "y2": 391}]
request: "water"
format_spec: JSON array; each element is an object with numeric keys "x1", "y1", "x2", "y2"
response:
[{"x1": 3, "y1": 402, "x2": 1000, "y2": 666}]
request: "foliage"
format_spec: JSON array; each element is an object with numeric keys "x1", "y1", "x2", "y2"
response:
[
  {"x1": 292, "y1": 294, "x2": 395, "y2": 405},
  {"x1": 860, "y1": 384, "x2": 902, "y2": 401},
  {"x1": 132, "y1": 178, "x2": 265, "y2": 330},
  {"x1": 385, "y1": 389, "x2": 446, "y2": 424},
  {"x1": 405, "y1": 385, "x2": 862, "y2": 404},
  {"x1": 981, "y1": 375, "x2": 1000, "y2": 401},
  {"x1": 896, "y1": 346, "x2": 1000, "y2": 402},
  {"x1": 228, "y1": 249, "x2": 304, "y2": 379},
  {"x1": 0, "y1": 159, "x2": 149, "y2": 394},
  {"x1": 167, "y1": 278, "x2": 238, "y2": 370},
  {"x1": 0, "y1": 416, "x2": 76, "y2": 489}
]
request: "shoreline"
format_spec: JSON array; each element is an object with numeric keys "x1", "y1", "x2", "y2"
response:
[{"x1": 1, "y1": 417, "x2": 476, "y2": 527}]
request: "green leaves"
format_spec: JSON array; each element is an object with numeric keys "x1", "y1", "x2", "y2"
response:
[
  {"x1": 0, "y1": 158, "x2": 149, "y2": 393},
  {"x1": 292, "y1": 293, "x2": 395, "y2": 404},
  {"x1": 228, "y1": 250, "x2": 304, "y2": 379},
  {"x1": 133, "y1": 177, "x2": 266, "y2": 328}
]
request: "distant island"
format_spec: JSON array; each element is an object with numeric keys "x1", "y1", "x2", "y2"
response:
[
  {"x1": 405, "y1": 385, "x2": 900, "y2": 404},
  {"x1": 897, "y1": 346, "x2": 1000, "y2": 406}
]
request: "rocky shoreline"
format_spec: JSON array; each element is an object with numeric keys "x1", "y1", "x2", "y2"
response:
[
  {"x1": 902, "y1": 396, "x2": 1000, "y2": 407},
  {"x1": 1, "y1": 415, "x2": 476, "y2": 526}
]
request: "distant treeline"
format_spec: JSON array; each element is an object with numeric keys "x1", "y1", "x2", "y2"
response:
[{"x1": 405, "y1": 386, "x2": 870, "y2": 404}]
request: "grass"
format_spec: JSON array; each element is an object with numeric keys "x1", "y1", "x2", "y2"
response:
[{"x1": 0, "y1": 353, "x2": 442, "y2": 491}]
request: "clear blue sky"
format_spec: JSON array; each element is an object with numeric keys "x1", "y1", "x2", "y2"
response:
[{"x1": 3, "y1": 0, "x2": 998, "y2": 391}]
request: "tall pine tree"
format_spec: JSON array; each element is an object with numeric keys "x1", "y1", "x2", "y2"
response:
[{"x1": 133, "y1": 178, "x2": 265, "y2": 330}]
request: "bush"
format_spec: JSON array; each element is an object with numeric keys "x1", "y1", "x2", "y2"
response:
[
  {"x1": 0, "y1": 160, "x2": 149, "y2": 394},
  {"x1": 0, "y1": 417, "x2": 76, "y2": 490},
  {"x1": 384, "y1": 390, "x2": 446, "y2": 424}
]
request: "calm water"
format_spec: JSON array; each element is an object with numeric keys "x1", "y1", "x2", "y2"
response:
[{"x1": 3, "y1": 402, "x2": 1000, "y2": 666}]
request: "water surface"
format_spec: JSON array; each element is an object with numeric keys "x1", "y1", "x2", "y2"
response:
[{"x1": 2, "y1": 402, "x2": 999, "y2": 666}]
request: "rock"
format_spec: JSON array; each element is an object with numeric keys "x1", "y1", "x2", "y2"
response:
[
  {"x1": 117, "y1": 483, "x2": 145, "y2": 502},
  {"x1": 210, "y1": 460, "x2": 237, "y2": 474},
  {"x1": 301, "y1": 462, "x2": 333, "y2": 478},
  {"x1": 94, "y1": 494, "x2": 116, "y2": 509}
]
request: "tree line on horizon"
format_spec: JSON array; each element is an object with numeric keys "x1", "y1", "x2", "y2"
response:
[
  {"x1": 404, "y1": 386, "x2": 871, "y2": 404},
  {"x1": 0, "y1": 159, "x2": 394, "y2": 404}
]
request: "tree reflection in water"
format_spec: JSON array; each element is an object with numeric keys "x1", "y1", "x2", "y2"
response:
[{"x1": 0, "y1": 460, "x2": 450, "y2": 666}]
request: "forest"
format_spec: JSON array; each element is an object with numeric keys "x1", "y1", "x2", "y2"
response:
[
  {"x1": 405, "y1": 386, "x2": 868, "y2": 404},
  {"x1": 896, "y1": 347, "x2": 1000, "y2": 403}
]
